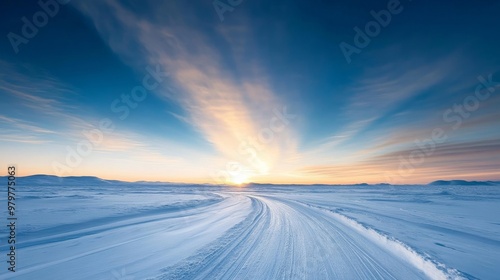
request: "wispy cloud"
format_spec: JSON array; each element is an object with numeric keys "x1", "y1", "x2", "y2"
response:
[
  {"x1": 0, "y1": 59, "x2": 192, "y2": 178},
  {"x1": 0, "y1": 135, "x2": 50, "y2": 144},
  {"x1": 74, "y1": 0, "x2": 299, "y2": 178},
  {"x1": 0, "y1": 115, "x2": 55, "y2": 134},
  {"x1": 300, "y1": 56, "x2": 460, "y2": 167},
  {"x1": 0, "y1": 61, "x2": 87, "y2": 130},
  {"x1": 299, "y1": 137, "x2": 500, "y2": 184}
]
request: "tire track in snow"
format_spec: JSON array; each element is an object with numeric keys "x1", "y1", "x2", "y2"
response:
[
  {"x1": 4, "y1": 194, "x2": 250, "y2": 280},
  {"x1": 157, "y1": 194, "x2": 462, "y2": 279},
  {"x1": 328, "y1": 209, "x2": 464, "y2": 280},
  {"x1": 277, "y1": 197, "x2": 466, "y2": 280},
  {"x1": 158, "y1": 196, "x2": 270, "y2": 280}
]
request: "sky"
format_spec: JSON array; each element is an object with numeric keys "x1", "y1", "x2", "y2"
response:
[{"x1": 0, "y1": 0, "x2": 499, "y2": 185}]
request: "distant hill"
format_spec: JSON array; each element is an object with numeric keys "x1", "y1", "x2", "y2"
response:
[
  {"x1": 0, "y1": 174, "x2": 125, "y2": 186},
  {"x1": 428, "y1": 180, "x2": 500, "y2": 186},
  {"x1": 0, "y1": 174, "x2": 200, "y2": 187},
  {"x1": 0, "y1": 174, "x2": 173, "y2": 186}
]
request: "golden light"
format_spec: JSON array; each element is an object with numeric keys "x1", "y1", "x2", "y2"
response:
[{"x1": 230, "y1": 172, "x2": 250, "y2": 186}]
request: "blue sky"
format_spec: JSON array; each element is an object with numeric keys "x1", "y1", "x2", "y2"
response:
[{"x1": 0, "y1": 0, "x2": 499, "y2": 184}]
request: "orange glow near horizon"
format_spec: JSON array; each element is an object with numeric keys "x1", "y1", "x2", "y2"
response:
[{"x1": 2, "y1": 159, "x2": 500, "y2": 185}]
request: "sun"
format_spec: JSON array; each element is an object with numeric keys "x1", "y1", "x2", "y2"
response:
[{"x1": 230, "y1": 173, "x2": 250, "y2": 186}]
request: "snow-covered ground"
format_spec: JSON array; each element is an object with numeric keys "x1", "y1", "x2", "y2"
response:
[{"x1": 1, "y1": 184, "x2": 498, "y2": 279}]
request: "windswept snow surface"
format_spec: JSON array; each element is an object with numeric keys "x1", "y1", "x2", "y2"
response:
[{"x1": 1, "y1": 185, "x2": 498, "y2": 279}]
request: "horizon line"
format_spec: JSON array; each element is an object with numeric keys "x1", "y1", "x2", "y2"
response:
[{"x1": 3, "y1": 173, "x2": 500, "y2": 186}]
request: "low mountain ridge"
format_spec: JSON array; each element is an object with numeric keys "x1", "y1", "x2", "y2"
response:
[
  {"x1": 428, "y1": 180, "x2": 500, "y2": 186},
  {"x1": 2, "y1": 174, "x2": 118, "y2": 186}
]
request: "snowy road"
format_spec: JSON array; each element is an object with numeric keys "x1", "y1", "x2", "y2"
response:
[
  {"x1": 162, "y1": 194, "x2": 456, "y2": 280},
  {"x1": 2, "y1": 185, "x2": 497, "y2": 279}
]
